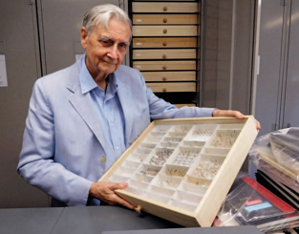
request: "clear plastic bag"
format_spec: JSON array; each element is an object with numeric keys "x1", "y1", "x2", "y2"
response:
[
  {"x1": 269, "y1": 127, "x2": 299, "y2": 172},
  {"x1": 214, "y1": 175, "x2": 299, "y2": 233},
  {"x1": 250, "y1": 127, "x2": 299, "y2": 173}
]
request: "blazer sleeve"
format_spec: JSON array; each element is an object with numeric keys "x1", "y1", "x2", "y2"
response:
[{"x1": 17, "y1": 79, "x2": 93, "y2": 206}]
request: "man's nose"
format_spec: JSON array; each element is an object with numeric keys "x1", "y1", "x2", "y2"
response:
[{"x1": 107, "y1": 45, "x2": 118, "y2": 59}]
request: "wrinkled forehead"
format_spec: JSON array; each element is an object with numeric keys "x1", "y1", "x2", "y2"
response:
[{"x1": 90, "y1": 18, "x2": 132, "y2": 41}]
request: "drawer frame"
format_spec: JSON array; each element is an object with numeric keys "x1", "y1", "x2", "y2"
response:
[{"x1": 99, "y1": 116, "x2": 258, "y2": 227}]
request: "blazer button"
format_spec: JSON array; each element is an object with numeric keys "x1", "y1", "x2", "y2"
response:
[{"x1": 100, "y1": 156, "x2": 106, "y2": 163}]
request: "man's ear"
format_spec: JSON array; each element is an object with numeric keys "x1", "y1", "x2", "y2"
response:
[{"x1": 81, "y1": 27, "x2": 88, "y2": 49}]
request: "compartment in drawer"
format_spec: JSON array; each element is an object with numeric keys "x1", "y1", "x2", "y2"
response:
[
  {"x1": 173, "y1": 190, "x2": 202, "y2": 204},
  {"x1": 189, "y1": 155, "x2": 225, "y2": 180},
  {"x1": 132, "y1": 173, "x2": 154, "y2": 184},
  {"x1": 128, "y1": 179, "x2": 149, "y2": 191},
  {"x1": 143, "y1": 135, "x2": 162, "y2": 143},
  {"x1": 121, "y1": 160, "x2": 140, "y2": 169},
  {"x1": 163, "y1": 136, "x2": 183, "y2": 143},
  {"x1": 139, "y1": 142, "x2": 157, "y2": 150},
  {"x1": 151, "y1": 174, "x2": 182, "y2": 189},
  {"x1": 136, "y1": 164, "x2": 161, "y2": 177},
  {"x1": 179, "y1": 181, "x2": 208, "y2": 195},
  {"x1": 151, "y1": 124, "x2": 172, "y2": 134},
  {"x1": 162, "y1": 164, "x2": 189, "y2": 177},
  {"x1": 126, "y1": 152, "x2": 148, "y2": 163},
  {"x1": 181, "y1": 140, "x2": 205, "y2": 148},
  {"x1": 168, "y1": 146, "x2": 202, "y2": 167},
  {"x1": 145, "y1": 148, "x2": 175, "y2": 166},
  {"x1": 185, "y1": 124, "x2": 218, "y2": 141},
  {"x1": 201, "y1": 147, "x2": 230, "y2": 156},
  {"x1": 114, "y1": 166, "x2": 134, "y2": 177},
  {"x1": 208, "y1": 129, "x2": 241, "y2": 148},
  {"x1": 158, "y1": 141, "x2": 179, "y2": 149},
  {"x1": 144, "y1": 191, "x2": 169, "y2": 204},
  {"x1": 147, "y1": 185, "x2": 175, "y2": 197},
  {"x1": 107, "y1": 174, "x2": 130, "y2": 183}
]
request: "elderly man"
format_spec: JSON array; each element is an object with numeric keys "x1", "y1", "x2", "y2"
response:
[{"x1": 17, "y1": 4, "x2": 260, "y2": 208}]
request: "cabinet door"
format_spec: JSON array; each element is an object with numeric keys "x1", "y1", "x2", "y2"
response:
[
  {"x1": 254, "y1": 0, "x2": 284, "y2": 136},
  {"x1": 39, "y1": 0, "x2": 119, "y2": 74},
  {"x1": 282, "y1": 0, "x2": 299, "y2": 128},
  {"x1": 0, "y1": 1, "x2": 49, "y2": 207}
]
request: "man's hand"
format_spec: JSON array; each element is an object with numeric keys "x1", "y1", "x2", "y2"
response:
[
  {"x1": 212, "y1": 109, "x2": 261, "y2": 130},
  {"x1": 89, "y1": 181, "x2": 136, "y2": 209}
]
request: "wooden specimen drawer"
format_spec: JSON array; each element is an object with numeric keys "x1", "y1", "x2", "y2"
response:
[
  {"x1": 133, "y1": 26, "x2": 198, "y2": 37},
  {"x1": 133, "y1": 49, "x2": 196, "y2": 60},
  {"x1": 133, "y1": 61, "x2": 196, "y2": 71},
  {"x1": 132, "y1": 2, "x2": 198, "y2": 13},
  {"x1": 132, "y1": 37, "x2": 197, "y2": 48},
  {"x1": 142, "y1": 71, "x2": 196, "y2": 82},
  {"x1": 146, "y1": 82, "x2": 196, "y2": 93},
  {"x1": 100, "y1": 116, "x2": 258, "y2": 227},
  {"x1": 133, "y1": 14, "x2": 198, "y2": 25}
]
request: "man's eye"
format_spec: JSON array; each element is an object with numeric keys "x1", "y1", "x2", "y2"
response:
[
  {"x1": 118, "y1": 43, "x2": 127, "y2": 50},
  {"x1": 100, "y1": 39, "x2": 113, "y2": 46}
]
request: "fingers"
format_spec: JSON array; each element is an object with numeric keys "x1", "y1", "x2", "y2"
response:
[
  {"x1": 212, "y1": 109, "x2": 261, "y2": 130},
  {"x1": 89, "y1": 182, "x2": 135, "y2": 210}
]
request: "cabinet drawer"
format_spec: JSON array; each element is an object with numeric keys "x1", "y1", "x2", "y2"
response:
[
  {"x1": 142, "y1": 71, "x2": 196, "y2": 82},
  {"x1": 133, "y1": 26, "x2": 198, "y2": 37},
  {"x1": 133, "y1": 61, "x2": 196, "y2": 71},
  {"x1": 133, "y1": 14, "x2": 198, "y2": 25},
  {"x1": 133, "y1": 49, "x2": 196, "y2": 60},
  {"x1": 132, "y1": 2, "x2": 198, "y2": 13},
  {"x1": 147, "y1": 82, "x2": 196, "y2": 92},
  {"x1": 132, "y1": 37, "x2": 197, "y2": 48}
]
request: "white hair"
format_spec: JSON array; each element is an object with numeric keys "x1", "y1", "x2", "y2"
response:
[{"x1": 82, "y1": 4, "x2": 132, "y2": 34}]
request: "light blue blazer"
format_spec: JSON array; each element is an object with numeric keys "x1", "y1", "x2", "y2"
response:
[{"x1": 17, "y1": 58, "x2": 214, "y2": 206}]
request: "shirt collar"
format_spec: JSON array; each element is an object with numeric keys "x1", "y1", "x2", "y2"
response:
[{"x1": 79, "y1": 54, "x2": 118, "y2": 94}]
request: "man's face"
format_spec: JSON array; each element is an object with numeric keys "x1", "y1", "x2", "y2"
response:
[{"x1": 81, "y1": 18, "x2": 131, "y2": 79}]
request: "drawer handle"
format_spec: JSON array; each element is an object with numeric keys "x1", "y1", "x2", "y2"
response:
[
  {"x1": 163, "y1": 6, "x2": 168, "y2": 11},
  {"x1": 163, "y1": 66, "x2": 167, "y2": 70},
  {"x1": 163, "y1": 88, "x2": 167, "y2": 92},
  {"x1": 163, "y1": 29, "x2": 167, "y2": 34},
  {"x1": 162, "y1": 77, "x2": 167, "y2": 81},
  {"x1": 162, "y1": 54, "x2": 167, "y2": 59},
  {"x1": 162, "y1": 42, "x2": 167, "y2": 46},
  {"x1": 163, "y1": 18, "x2": 167, "y2": 23}
]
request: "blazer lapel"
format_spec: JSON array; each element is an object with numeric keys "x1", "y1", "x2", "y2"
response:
[
  {"x1": 113, "y1": 73, "x2": 134, "y2": 147},
  {"x1": 66, "y1": 66, "x2": 110, "y2": 155}
]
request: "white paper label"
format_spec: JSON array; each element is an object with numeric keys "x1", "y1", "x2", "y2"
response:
[{"x1": 0, "y1": 55, "x2": 8, "y2": 87}]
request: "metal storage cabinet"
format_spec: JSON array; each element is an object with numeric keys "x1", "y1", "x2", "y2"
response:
[
  {"x1": 129, "y1": 0, "x2": 200, "y2": 107},
  {"x1": 254, "y1": 0, "x2": 299, "y2": 136},
  {"x1": 0, "y1": 0, "x2": 49, "y2": 207}
]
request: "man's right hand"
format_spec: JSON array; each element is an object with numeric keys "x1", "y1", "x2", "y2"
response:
[{"x1": 89, "y1": 181, "x2": 135, "y2": 209}]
